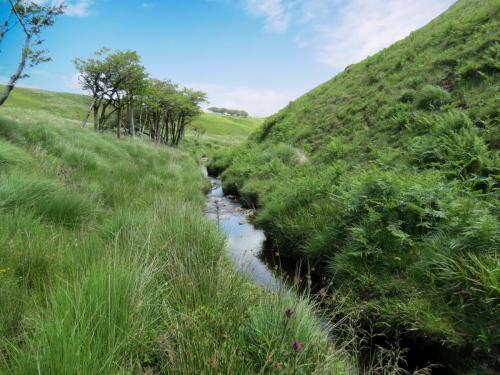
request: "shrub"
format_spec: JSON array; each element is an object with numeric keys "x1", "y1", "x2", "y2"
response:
[
  {"x1": 415, "y1": 85, "x2": 451, "y2": 110},
  {"x1": 320, "y1": 137, "x2": 349, "y2": 162},
  {"x1": 429, "y1": 253, "x2": 500, "y2": 350},
  {"x1": 399, "y1": 90, "x2": 416, "y2": 103},
  {"x1": 408, "y1": 111, "x2": 491, "y2": 177},
  {"x1": 207, "y1": 147, "x2": 236, "y2": 176}
]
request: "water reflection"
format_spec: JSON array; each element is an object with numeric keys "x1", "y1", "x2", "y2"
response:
[{"x1": 204, "y1": 170, "x2": 282, "y2": 290}]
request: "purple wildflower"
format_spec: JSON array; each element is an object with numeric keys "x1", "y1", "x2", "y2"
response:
[
  {"x1": 292, "y1": 340, "x2": 302, "y2": 352},
  {"x1": 285, "y1": 308, "x2": 294, "y2": 319}
]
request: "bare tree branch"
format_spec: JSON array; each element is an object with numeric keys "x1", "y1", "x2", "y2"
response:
[{"x1": 0, "y1": 30, "x2": 31, "y2": 106}]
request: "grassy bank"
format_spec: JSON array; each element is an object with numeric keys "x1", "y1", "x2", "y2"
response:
[
  {"x1": 0, "y1": 89, "x2": 349, "y2": 373},
  {"x1": 208, "y1": 0, "x2": 499, "y2": 372}
]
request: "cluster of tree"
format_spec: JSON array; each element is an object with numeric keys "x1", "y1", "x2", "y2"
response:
[
  {"x1": 75, "y1": 49, "x2": 206, "y2": 145},
  {"x1": 208, "y1": 107, "x2": 249, "y2": 118},
  {"x1": 0, "y1": 0, "x2": 64, "y2": 106}
]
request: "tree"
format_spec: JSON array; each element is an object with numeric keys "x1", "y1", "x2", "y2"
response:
[
  {"x1": 75, "y1": 50, "x2": 206, "y2": 145},
  {"x1": 208, "y1": 106, "x2": 249, "y2": 118},
  {"x1": 0, "y1": 0, "x2": 64, "y2": 106},
  {"x1": 74, "y1": 48, "x2": 111, "y2": 131},
  {"x1": 75, "y1": 49, "x2": 148, "y2": 137},
  {"x1": 136, "y1": 79, "x2": 206, "y2": 146},
  {"x1": 170, "y1": 88, "x2": 206, "y2": 145},
  {"x1": 104, "y1": 50, "x2": 147, "y2": 138},
  {"x1": 120, "y1": 55, "x2": 148, "y2": 137}
]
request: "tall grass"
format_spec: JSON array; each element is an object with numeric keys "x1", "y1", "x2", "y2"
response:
[{"x1": 0, "y1": 99, "x2": 348, "y2": 373}]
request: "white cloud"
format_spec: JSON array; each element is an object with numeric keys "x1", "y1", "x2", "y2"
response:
[
  {"x1": 142, "y1": 2, "x2": 156, "y2": 9},
  {"x1": 241, "y1": 0, "x2": 455, "y2": 69},
  {"x1": 64, "y1": 0, "x2": 92, "y2": 17},
  {"x1": 299, "y1": 0, "x2": 338, "y2": 23},
  {"x1": 244, "y1": 0, "x2": 292, "y2": 33},
  {"x1": 314, "y1": 0, "x2": 456, "y2": 69},
  {"x1": 62, "y1": 72, "x2": 83, "y2": 92},
  {"x1": 43, "y1": 0, "x2": 92, "y2": 17},
  {"x1": 189, "y1": 83, "x2": 297, "y2": 117}
]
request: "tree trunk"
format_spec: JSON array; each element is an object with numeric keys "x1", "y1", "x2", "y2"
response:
[
  {"x1": 165, "y1": 112, "x2": 171, "y2": 144},
  {"x1": 128, "y1": 101, "x2": 135, "y2": 137},
  {"x1": 93, "y1": 104, "x2": 99, "y2": 131},
  {"x1": 173, "y1": 113, "x2": 184, "y2": 146},
  {"x1": 155, "y1": 113, "x2": 161, "y2": 143},
  {"x1": 165, "y1": 113, "x2": 169, "y2": 144},
  {"x1": 99, "y1": 102, "x2": 109, "y2": 131},
  {"x1": 139, "y1": 107, "x2": 143, "y2": 136},
  {"x1": 82, "y1": 98, "x2": 96, "y2": 128},
  {"x1": 141, "y1": 112, "x2": 148, "y2": 137},
  {"x1": 0, "y1": 32, "x2": 31, "y2": 106},
  {"x1": 150, "y1": 113, "x2": 155, "y2": 140},
  {"x1": 116, "y1": 105, "x2": 122, "y2": 139}
]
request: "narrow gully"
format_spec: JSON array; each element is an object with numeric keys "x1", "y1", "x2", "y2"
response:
[
  {"x1": 203, "y1": 166, "x2": 283, "y2": 290},
  {"x1": 202, "y1": 166, "x2": 462, "y2": 375}
]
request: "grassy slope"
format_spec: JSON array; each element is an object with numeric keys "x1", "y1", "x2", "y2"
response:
[
  {"x1": 193, "y1": 112, "x2": 263, "y2": 137},
  {"x1": 210, "y1": 0, "x2": 499, "y2": 371},
  {"x1": 0, "y1": 89, "x2": 348, "y2": 373},
  {"x1": 186, "y1": 113, "x2": 264, "y2": 161},
  {"x1": 2, "y1": 86, "x2": 90, "y2": 120}
]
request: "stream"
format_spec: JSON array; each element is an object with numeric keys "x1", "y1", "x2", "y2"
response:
[
  {"x1": 203, "y1": 166, "x2": 337, "y2": 346},
  {"x1": 203, "y1": 166, "x2": 284, "y2": 290}
]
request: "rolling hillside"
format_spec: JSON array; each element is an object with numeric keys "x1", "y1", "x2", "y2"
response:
[
  {"x1": 2, "y1": 86, "x2": 262, "y2": 140},
  {"x1": 2, "y1": 86, "x2": 90, "y2": 121},
  {"x1": 209, "y1": 0, "x2": 500, "y2": 372},
  {"x1": 192, "y1": 112, "x2": 263, "y2": 138}
]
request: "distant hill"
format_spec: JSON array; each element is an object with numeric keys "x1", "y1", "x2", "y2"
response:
[
  {"x1": 1, "y1": 87, "x2": 262, "y2": 140},
  {"x1": 210, "y1": 0, "x2": 499, "y2": 372},
  {"x1": 192, "y1": 112, "x2": 263, "y2": 138}
]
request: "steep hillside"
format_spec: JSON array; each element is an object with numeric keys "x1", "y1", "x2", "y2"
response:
[{"x1": 210, "y1": 0, "x2": 499, "y2": 372}]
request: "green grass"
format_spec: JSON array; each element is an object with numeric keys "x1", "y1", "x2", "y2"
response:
[
  {"x1": 0, "y1": 89, "x2": 349, "y2": 373},
  {"x1": 184, "y1": 113, "x2": 264, "y2": 166},
  {"x1": 2, "y1": 86, "x2": 91, "y2": 121},
  {"x1": 193, "y1": 112, "x2": 263, "y2": 138},
  {"x1": 1, "y1": 86, "x2": 263, "y2": 160},
  {"x1": 209, "y1": 0, "x2": 500, "y2": 372}
]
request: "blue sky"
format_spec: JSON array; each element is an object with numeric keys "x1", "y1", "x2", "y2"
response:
[{"x1": 1, "y1": 0, "x2": 455, "y2": 116}]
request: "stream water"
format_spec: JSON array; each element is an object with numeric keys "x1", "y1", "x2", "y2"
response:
[{"x1": 203, "y1": 167, "x2": 284, "y2": 290}]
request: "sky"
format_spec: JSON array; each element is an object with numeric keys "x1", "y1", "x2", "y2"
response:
[{"x1": 1, "y1": 0, "x2": 456, "y2": 116}]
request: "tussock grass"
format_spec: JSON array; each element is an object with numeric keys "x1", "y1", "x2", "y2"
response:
[
  {"x1": 0, "y1": 140, "x2": 31, "y2": 169},
  {"x1": 0, "y1": 174, "x2": 93, "y2": 226},
  {"x1": 0, "y1": 91, "x2": 348, "y2": 373}
]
